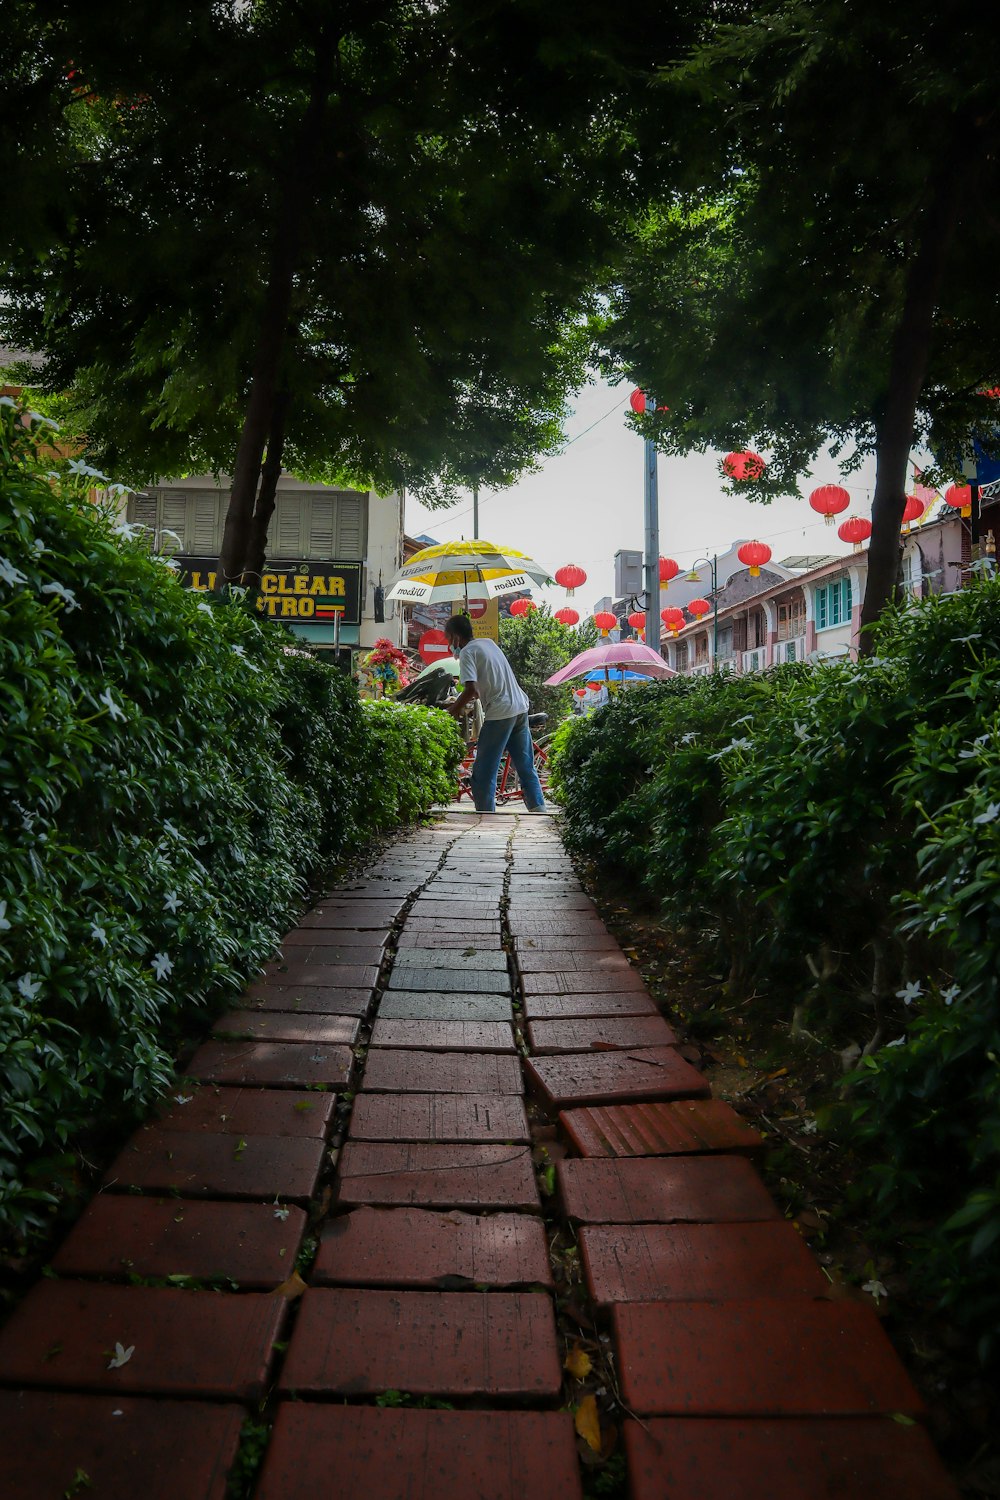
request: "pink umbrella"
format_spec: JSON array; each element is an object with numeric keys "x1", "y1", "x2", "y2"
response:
[{"x1": 544, "y1": 641, "x2": 675, "y2": 686}]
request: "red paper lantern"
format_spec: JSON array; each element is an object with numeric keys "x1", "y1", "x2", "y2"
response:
[
  {"x1": 627, "y1": 610, "x2": 646, "y2": 637},
  {"x1": 508, "y1": 597, "x2": 535, "y2": 617},
  {"x1": 809, "y1": 485, "x2": 851, "y2": 525},
  {"x1": 658, "y1": 556, "x2": 679, "y2": 588},
  {"x1": 629, "y1": 389, "x2": 647, "y2": 414},
  {"x1": 661, "y1": 606, "x2": 685, "y2": 636},
  {"x1": 900, "y1": 496, "x2": 925, "y2": 532},
  {"x1": 687, "y1": 597, "x2": 711, "y2": 618},
  {"x1": 587, "y1": 680, "x2": 603, "y2": 692},
  {"x1": 737, "y1": 540, "x2": 773, "y2": 577},
  {"x1": 555, "y1": 563, "x2": 587, "y2": 596},
  {"x1": 593, "y1": 611, "x2": 618, "y2": 637},
  {"x1": 554, "y1": 606, "x2": 579, "y2": 626},
  {"x1": 574, "y1": 686, "x2": 587, "y2": 698},
  {"x1": 944, "y1": 483, "x2": 973, "y2": 518},
  {"x1": 838, "y1": 516, "x2": 873, "y2": 551},
  {"x1": 723, "y1": 451, "x2": 766, "y2": 482}
]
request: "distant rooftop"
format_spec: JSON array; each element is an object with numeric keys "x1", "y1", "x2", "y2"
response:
[{"x1": 778, "y1": 554, "x2": 840, "y2": 571}]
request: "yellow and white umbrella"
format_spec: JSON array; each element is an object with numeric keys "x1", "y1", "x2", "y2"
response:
[{"x1": 386, "y1": 539, "x2": 554, "y2": 607}]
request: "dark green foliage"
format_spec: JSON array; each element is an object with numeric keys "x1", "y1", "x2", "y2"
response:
[
  {"x1": 551, "y1": 578, "x2": 1000, "y2": 1355},
  {"x1": 0, "y1": 404, "x2": 459, "y2": 1246}
]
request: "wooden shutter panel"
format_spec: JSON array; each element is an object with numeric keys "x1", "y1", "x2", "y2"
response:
[
  {"x1": 159, "y1": 492, "x2": 189, "y2": 550},
  {"x1": 191, "y1": 491, "x2": 220, "y2": 553},
  {"x1": 336, "y1": 493, "x2": 366, "y2": 558},
  {"x1": 129, "y1": 492, "x2": 158, "y2": 533},
  {"x1": 307, "y1": 496, "x2": 336, "y2": 558},
  {"x1": 274, "y1": 495, "x2": 304, "y2": 558}
]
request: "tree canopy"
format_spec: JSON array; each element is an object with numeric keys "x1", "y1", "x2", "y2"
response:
[
  {"x1": 597, "y1": 0, "x2": 1000, "y2": 635},
  {"x1": 2, "y1": 0, "x2": 695, "y2": 579}
]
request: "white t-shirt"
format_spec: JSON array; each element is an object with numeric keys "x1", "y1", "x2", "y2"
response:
[{"x1": 458, "y1": 638, "x2": 529, "y2": 722}]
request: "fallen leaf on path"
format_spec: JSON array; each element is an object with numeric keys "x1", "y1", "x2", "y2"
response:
[
  {"x1": 574, "y1": 1395, "x2": 602, "y2": 1452},
  {"x1": 107, "y1": 1341, "x2": 134, "y2": 1370},
  {"x1": 564, "y1": 1343, "x2": 592, "y2": 1380},
  {"x1": 272, "y1": 1270, "x2": 308, "y2": 1300}
]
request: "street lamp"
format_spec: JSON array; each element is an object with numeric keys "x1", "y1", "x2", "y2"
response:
[{"x1": 686, "y1": 556, "x2": 719, "y2": 662}]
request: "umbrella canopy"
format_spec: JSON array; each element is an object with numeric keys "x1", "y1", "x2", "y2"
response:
[
  {"x1": 386, "y1": 538, "x2": 553, "y2": 607},
  {"x1": 545, "y1": 641, "x2": 675, "y2": 686},
  {"x1": 414, "y1": 655, "x2": 461, "y2": 681}
]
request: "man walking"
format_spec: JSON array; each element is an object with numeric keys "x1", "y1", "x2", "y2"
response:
[{"x1": 444, "y1": 614, "x2": 546, "y2": 814}]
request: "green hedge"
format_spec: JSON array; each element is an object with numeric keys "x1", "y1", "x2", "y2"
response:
[
  {"x1": 550, "y1": 578, "x2": 1000, "y2": 1358},
  {"x1": 0, "y1": 400, "x2": 461, "y2": 1246}
]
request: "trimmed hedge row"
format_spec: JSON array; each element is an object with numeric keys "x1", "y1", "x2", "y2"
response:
[
  {"x1": 550, "y1": 578, "x2": 1000, "y2": 1359},
  {"x1": 0, "y1": 402, "x2": 461, "y2": 1246}
]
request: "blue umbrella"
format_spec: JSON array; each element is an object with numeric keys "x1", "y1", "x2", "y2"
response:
[{"x1": 584, "y1": 668, "x2": 645, "y2": 684}]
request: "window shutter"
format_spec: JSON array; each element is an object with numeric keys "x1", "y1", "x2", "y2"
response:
[
  {"x1": 129, "y1": 492, "x2": 158, "y2": 534},
  {"x1": 307, "y1": 496, "x2": 336, "y2": 558},
  {"x1": 191, "y1": 492, "x2": 221, "y2": 553},
  {"x1": 159, "y1": 492, "x2": 189, "y2": 550},
  {"x1": 274, "y1": 495, "x2": 304, "y2": 558},
  {"x1": 336, "y1": 493, "x2": 366, "y2": 558}
]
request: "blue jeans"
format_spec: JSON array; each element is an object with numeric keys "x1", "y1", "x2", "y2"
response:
[{"x1": 471, "y1": 713, "x2": 545, "y2": 813}]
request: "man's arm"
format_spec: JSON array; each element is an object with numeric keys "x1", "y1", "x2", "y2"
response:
[{"x1": 447, "y1": 681, "x2": 480, "y2": 718}]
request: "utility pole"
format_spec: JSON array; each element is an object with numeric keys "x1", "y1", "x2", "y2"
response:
[
  {"x1": 643, "y1": 414, "x2": 661, "y2": 654},
  {"x1": 472, "y1": 480, "x2": 479, "y2": 539}
]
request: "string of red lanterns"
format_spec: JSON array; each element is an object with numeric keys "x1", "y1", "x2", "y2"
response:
[
  {"x1": 627, "y1": 609, "x2": 646, "y2": 638},
  {"x1": 944, "y1": 484, "x2": 972, "y2": 518},
  {"x1": 593, "y1": 610, "x2": 618, "y2": 637},
  {"x1": 736, "y1": 540, "x2": 772, "y2": 577},
  {"x1": 901, "y1": 496, "x2": 925, "y2": 532},
  {"x1": 809, "y1": 484, "x2": 851, "y2": 525},
  {"x1": 838, "y1": 516, "x2": 872, "y2": 551},
  {"x1": 687, "y1": 597, "x2": 711, "y2": 619},
  {"x1": 659, "y1": 556, "x2": 679, "y2": 588},
  {"x1": 554, "y1": 606, "x2": 580, "y2": 626},
  {"x1": 661, "y1": 606, "x2": 685, "y2": 636}
]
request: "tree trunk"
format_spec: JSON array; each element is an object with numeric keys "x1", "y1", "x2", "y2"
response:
[
  {"x1": 859, "y1": 136, "x2": 973, "y2": 650},
  {"x1": 216, "y1": 36, "x2": 335, "y2": 586},
  {"x1": 243, "y1": 387, "x2": 290, "y2": 585}
]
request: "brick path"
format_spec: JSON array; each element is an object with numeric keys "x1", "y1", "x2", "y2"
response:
[{"x1": 0, "y1": 813, "x2": 958, "y2": 1499}]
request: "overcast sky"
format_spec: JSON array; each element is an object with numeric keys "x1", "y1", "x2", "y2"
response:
[{"x1": 404, "y1": 374, "x2": 880, "y2": 610}]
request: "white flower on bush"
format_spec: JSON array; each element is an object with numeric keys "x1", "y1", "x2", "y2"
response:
[
  {"x1": 90, "y1": 923, "x2": 108, "y2": 946},
  {"x1": 896, "y1": 980, "x2": 923, "y2": 1006},
  {"x1": 941, "y1": 984, "x2": 960, "y2": 1007},
  {"x1": 793, "y1": 721, "x2": 809, "y2": 741},
  {"x1": 99, "y1": 689, "x2": 125, "y2": 722},
  {"x1": 151, "y1": 952, "x2": 173, "y2": 982},
  {"x1": 196, "y1": 602, "x2": 214, "y2": 618},
  {"x1": 710, "y1": 738, "x2": 752, "y2": 760},
  {"x1": 31, "y1": 538, "x2": 45, "y2": 555},
  {"x1": 27, "y1": 410, "x2": 60, "y2": 431},
  {"x1": 862, "y1": 1278, "x2": 888, "y2": 1303},
  {"x1": 40, "y1": 581, "x2": 80, "y2": 611},
  {"x1": 885, "y1": 1036, "x2": 906, "y2": 1048},
  {"x1": 0, "y1": 901, "x2": 10, "y2": 932},
  {"x1": 0, "y1": 556, "x2": 28, "y2": 587},
  {"x1": 17, "y1": 974, "x2": 42, "y2": 1001},
  {"x1": 231, "y1": 644, "x2": 246, "y2": 658},
  {"x1": 112, "y1": 520, "x2": 146, "y2": 541},
  {"x1": 972, "y1": 802, "x2": 999, "y2": 826},
  {"x1": 0, "y1": 395, "x2": 16, "y2": 408},
  {"x1": 157, "y1": 556, "x2": 180, "y2": 571},
  {"x1": 67, "y1": 458, "x2": 111, "y2": 482},
  {"x1": 163, "y1": 892, "x2": 180, "y2": 913},
  {"x1": 679, "y1": 731, "x2": 699, "y2": 744}
]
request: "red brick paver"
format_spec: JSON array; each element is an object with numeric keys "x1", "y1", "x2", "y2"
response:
[
  {"x1": 613, "y1": 1299, "x2": 926, "y2": 1417},
  {"x1": 258, "y1": 963, "x2": 379, "y2": 988},
  {"x1": 0, "y1": 1393, "x2": 245, "y2": 1500},
  {"x1": 580, "y1": 1221, "x2": 826, "y2": 1304},
  {"x1": 103, "y1": 1127, "x2": 325, "y2": 1202},
  {"x1": 528, "y1": 1015, "x2": 677, "y2": 1052},
  {"x1": 52, "y1": 1197, "x2": 306, "y2": 1284},
  {"x1": 239, "y1": 984, "x2": 373, "y2": 1015},
  {"x1": 558, "y1": 1156, "x2": 779, "y2": 1224},
  {"x1": 151, "y1": 1086, "x2": 335, "y2": 1137},
  {"x1": 523, "y1": 991, "x2": 659, "y2": 1019},
  {"x1": 526, "y1": 1048, "x2": 709, "y2": 1108},
  {"x1": 0, "y1": 1282, "x2": 285, "y2": 1398},
  {"x1": 211, "y1": 1010, "x2": 360, "y2": 1045},
  {"x1": 521, "y1": 970, "x2": 649, "y2": 995},
  {"x1": 623, "y1": 1417, "x2": 959, "y2": 1500},
  {"x1": 559, "y1": 1099, "x2": 763, "y2": 1158},
  {"x1": 256, "y1": 1406, "x2": 583, "y2": 1500},
  {"x1": 362, "y1": 1048, "x2": 523, "y2": 1094},
  {"x1": 184, "y1": 1039, "x2": 353, "y2": 1088},
  {"x1": 336, "y1": 1142, "x2": 540, "y2": 1210},
  {"x1": 282, "y1": 926, "x2": 389, "y2": 946},
  {"x1": 349, "y1": 1092, "x2": 530, "y2": 1143},
  {"x1": 314, "y1": 1206, "x2": 552, "y2": 1288},
  {"x1": 279, "y1": 1289, "x2": 561, "y2": 1398},
  {"x1": 370, "y1": 1018, "x2": 515, "y2": 1051}
]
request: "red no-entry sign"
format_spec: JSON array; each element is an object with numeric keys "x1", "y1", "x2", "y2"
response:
[{"x1": 418, "y1": 629, "x2": 452, "y2": 665}]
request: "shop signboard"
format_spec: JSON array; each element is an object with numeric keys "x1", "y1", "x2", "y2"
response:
[{"x1": 177, "y1": 558, "x2": 362, "y2": 625}]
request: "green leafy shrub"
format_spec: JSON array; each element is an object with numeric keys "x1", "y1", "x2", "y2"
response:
[
  {"x1": 0, "y1": 400, "x2": 456, "y2": 1247},
  {"x1": 551, "y1": 576, "x2": 1000, "y2": 1355}
]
